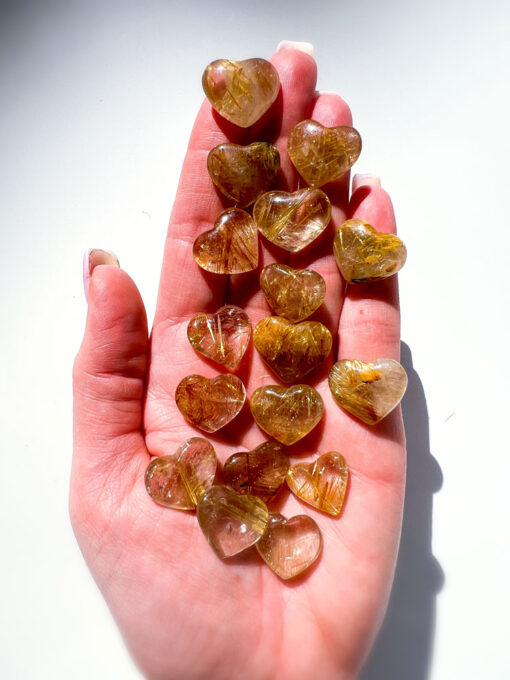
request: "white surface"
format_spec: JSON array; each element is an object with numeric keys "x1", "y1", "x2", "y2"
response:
[{"x1": 0, "y1": 1, "x2": 509, "y2": 678}]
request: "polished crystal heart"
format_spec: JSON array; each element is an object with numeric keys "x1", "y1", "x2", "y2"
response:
[
  {"x1": 288, "y1": 120, "x2": 362, "y2": 187},
  {"x1": 256, "y1": 513, "x2": 322, "y2": 579},
  {"x1": 286, "y1": 452, "x2": 349, "y2": 516},
  {"x1": 208, "y1": 142, "x2": 280, "y2": 207},
  {"x1": 187, "y1": 305, "x2": 251, "y2": 370},
  {"x1": 223, "y1": 442, "x2": 290, "y2": 502},
  {"x1": 328, "y1": 359, "x2": 407, "y2": 425},
  {"x1": 334, "y1": 219, "x2": 407, "y2": 283},
  {"x1": 144, "y1": 438, "x2": 217, "y2": 510},
  {"x1": 202, "y1": 58, "x2": 280, "y2": 128},
  {"x1": 260, "y1": 264, "x2": 326, "y2": 323},
  {"x1": 193, "y1": 208, "x2": 258, "y2": 274},
  {"x1": 250, "y1": 384, "x2": 324, "y2": 445},
  {"x1": 253, "y1": 188, "x2": 331, "y2": 252},
  {"x1": 253, "y1": 317, "x2": 332, "y2": 383},
  {"x1": 197, "y1": 485, "x2": 269, "y2": 558},
  {"x1": 175, "y1": 374, "x2": 246, "y2": 433}
]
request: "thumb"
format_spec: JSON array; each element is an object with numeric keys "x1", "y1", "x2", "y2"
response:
[{"x1": 72, "y1": 249, "x2": 149, "y2": 510}]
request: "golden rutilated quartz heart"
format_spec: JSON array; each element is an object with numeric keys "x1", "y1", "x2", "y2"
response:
[
  {"x1": 333, "y1": 219, "x2": 407, "y2": 283},
  {"x1": 250, "y1": 384, "x2": 324, "y2": 446},
  {"x1": 197, "y1": 485, "x2": 269, "y2": 558},
  {"x1": 144, "y1": 438, "x2": 217, "y2": 510},
  {"x1": 328, "y1": 358, "x2": 407, "y2": 425},
  {"x1": 175, "y1": 374, "x2": 246, "y2": 433},
  {"x1": 260, "y1": 263, "x2": 326, "y2": 323},
  {"x1": 253, "y1": 188, "x2": 331, "y2": 252},
  {"x1": 286, "y1": 452, "x2": 349, "y2": 517},
  {"x1": 287, "y1": 120, "x2": 362, "y2": 187},
  {"x1": 202, "y1": 58, "x2": 280, "y2": 128},
  {"x1": 193, "y1": 208, "x2": 258, "y2": 274},
  {"x1": 256, "y1": 513, "x2": 322, "y2": 580},
  {"x1": 222, "y1": 442, "x2": 290, "y2": 503},
  {"x1": 253, "y1": 317, "x2": 332, "y2": 384},
  {"x1": 187, "y1": 305, "x2": 251, "y2": 371},
  {"x1": 207, "y1": 142, "x2": 280, "y2": 207}
]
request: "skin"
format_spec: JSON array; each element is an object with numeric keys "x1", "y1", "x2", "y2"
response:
[{"x1": 71, "y1": 48, "x2": 406, "y2": 680}]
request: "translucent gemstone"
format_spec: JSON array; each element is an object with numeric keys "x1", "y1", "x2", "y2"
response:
[
  {"x1": 193, "y1": 208, "x2": 258, "y2": 274},
  {"x1": 250, "y1": 384, "x2": 324, "y2": 446},
  {"x1": 175, "y1": 374, "x2": 246, "y2": 433},
  {"x1": 187, "y1": 305, "x2": 251, "y2": 371},
  {"x1": 207, "y1": 142, "x2": 280, "y2": 207},
  {"x1": 197, "y1": 485, "x2": 269, "y2": 558},
  {"x1": 222, "y1": 442, "x2": 290, "y2": 502},
  {"x1": 328, "y1": 358, "x2": 408, "y2": 425},
  {"x1": 202, "y1": 58, "x2": 280, "y2": 128},
  {"x1": 253, "y1": 317, "x2": 332, "y2": 383},
  {"x1": 256, "y1": 513, "x2": 322, "y2": 579},
  {"x1": 144, "y1": 438, "x2": 217, "y2": 510},
  {"x1": 260, "y1": 264, "x2": 326, "y2": 323},
  {"x1": 333, "y1": 219, "x2": 407, "y2": 283},
  {"x1": 253, "y1": 188, "x2": 331, "y2": 252},
  {"x1": 286, "y1": 452, "x2": 349, "y2": 516},
  {"x1": 287, "y1": 120, "x2": 362, "y2": 187}
]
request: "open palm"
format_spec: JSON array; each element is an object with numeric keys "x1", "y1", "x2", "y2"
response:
[{"x1": 72, "y1": 47, "x2": 406, "y2": 680}]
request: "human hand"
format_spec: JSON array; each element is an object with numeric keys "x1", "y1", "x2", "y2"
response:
[{"x1": 71, "y1": 47, "x2": 405, "y2": 680}]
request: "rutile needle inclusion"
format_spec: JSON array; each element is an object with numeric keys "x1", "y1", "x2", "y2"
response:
[
  {"x1": 286, "y1": 452, "x2": 349, "y2": 516},
  {"x1": 145, "y1": 438, "x2": 217, "y2": 510},
  {"x1": 328, "y1": 358, "x2": 408, "y2": 425}
]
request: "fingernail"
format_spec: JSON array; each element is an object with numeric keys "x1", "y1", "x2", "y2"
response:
[
  {"x1": 83, "y1": 248, "x2": 119, "y2": 303},
  {"x1": 352, "y1": 173, "x2": 381, "y2": 192},
  {"x1": 276, "y1": 40, "x2": 314, "y2": 56},
  {"x1": 316, "y1": 90, "x2": 340, "y2": 96}
]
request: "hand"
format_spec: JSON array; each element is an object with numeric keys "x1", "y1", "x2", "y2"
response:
[{"x1": 71, "y1": 47, "x2": 406, "y2": 680}]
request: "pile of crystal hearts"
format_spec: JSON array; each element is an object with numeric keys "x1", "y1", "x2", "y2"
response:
[{"x1": 145, "y1": 57, "x2": 408, "y2": 580}]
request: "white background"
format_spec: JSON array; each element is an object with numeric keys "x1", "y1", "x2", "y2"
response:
[{"x1": 1, "y1": 0, "x2": 509, "y2": 678}]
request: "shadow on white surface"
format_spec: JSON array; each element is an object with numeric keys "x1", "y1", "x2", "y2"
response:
[{"x1": 361, "y1": 342, "x2": 444, "y2": 680}]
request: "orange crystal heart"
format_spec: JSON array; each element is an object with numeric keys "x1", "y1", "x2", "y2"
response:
[
  {"x1": 222, "y1": 442, "x2": 290, "y2": 502},
  {"x1": 256, "y1": 513, "x2": 322, "y2": 579},
  {"x1": 187, "y1": 305, "x2": 251, "y2": 370},
  {"x1": 328, "y1": 358, "x2": 407, "y2": 425},
  {"x1": 286, "y1": 452, "x2": 349, "y2": 516},
  {"x1": 208, "y1": 142, "x2": 280, "y2": 207},
  {"x1": 287, "y1": 120, "x2": 362, "y2": 187},
  {"x1": 197, "y1": 485, "x2": 269, "y2": 558},
  {"x1": 175, "y1": 374, "x2": 246, "y2": 433},
  {"x1": 333, "y1": 219, "x2": 407, "y2": 283},
  {"x1": 250, "y1": 384, "x2": 324, "y2": 445},
  {"x1": 202, "y1": 58, "x2": 280, "y2": 128},
  {"x1": 144, "y1": 437, "x2": 217, "y2": 510},
  {"x1": 260, "y1": 264, "x2": 326, "y2": 323},
  {"x1": 253, "y1": 317, "x2": 332, "y2": 383},
  {"x1": 253, "y1": 188, "x2": 331, "y2": 252},
  {"x1": 193, "y1": 208, "x2": 258, "y2": 274}
]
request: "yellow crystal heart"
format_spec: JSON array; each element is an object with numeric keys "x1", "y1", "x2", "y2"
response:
[
  {"x1": 286, "y1": 452, "x2": 349, "y2": 516},
  {"x1": 187, "y1": 305, "x2": 251, "y2": 370},
  {"x1": 260, "y1": 263, "x2": 326, "y2": 323},
  {"x1": 175, "y1": 374, "x2": 246, "y2": 433}
]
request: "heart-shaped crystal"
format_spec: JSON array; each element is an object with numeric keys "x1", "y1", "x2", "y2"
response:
[
  {"x1": 197, "y1": 485, "x2": 269, "y2": 558},
  {"x1": 334, "y1": 219, "x2": 407, "y2": 283},
  {"x1": 256, "y1": 513, "x2": 322, "y2": 579},
  {"x1": 260, "y1": 264, "x2": 326, "y2": 323},
  {"x1": 253, "y1": 188, "x2": 331, "y2": 252},
  {"x1": 254, "y1": 317, "x2": 332, "y2": 383},
  {"x1": 223, "y1": 442, "x2": 290, "y2": 502},
  {"x1": 288, "y1": 120, "x2": 361, "y2": 187},
  {"x1": 193, "y1": 208, "x2": 258, "y2": 274},
  {"x1": 250, "y1": 384, "x2": 324, "y2": 445},
  {"x1": 175, "y1": 374, "x2": 246, "y2": 433},
  {"x1": 187, "y1": 305, "x2": 251, "y2": 370},
  {"x1": 202, "y1": 58, "x2": 280, "y2": 128},
  {"x1": 208, "y1": 142, "x2": 280, "y2": 207},
  {"x1": 145, "y1": 438, "x2": 217, "y2": 510},
  {"x1": 286, "y1": 452, "x2": 349, "y2": 516},
  {"x1": 328, "y1": 359, "x2": 407, "y2": 425}
]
